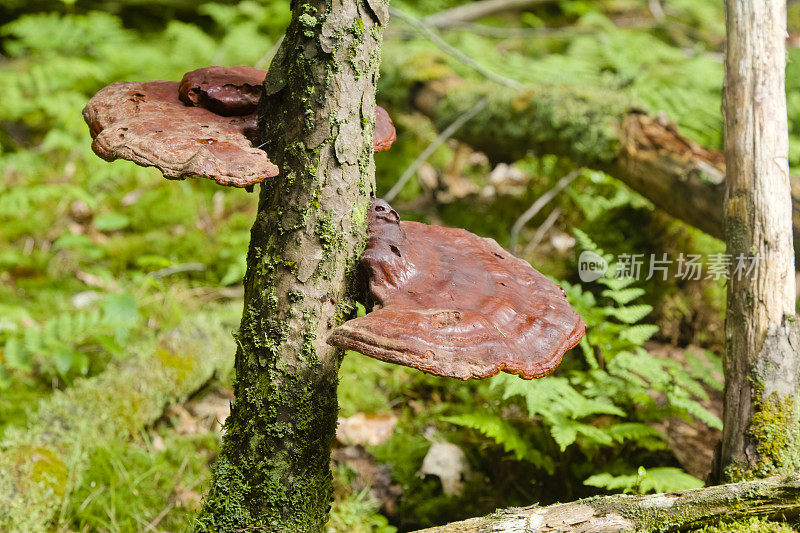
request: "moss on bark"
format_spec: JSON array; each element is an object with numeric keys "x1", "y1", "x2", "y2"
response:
[{"x1": 192, "y1": 0, "x2": 385, "y2": 531}]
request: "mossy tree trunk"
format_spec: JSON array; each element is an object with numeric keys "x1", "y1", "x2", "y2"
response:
[
  {"x1": 717, "y1": 0, "x2": 800, "y2": 482},
  {"x1": 193, "y1": 0, "x2": 386, "y2": 530}
]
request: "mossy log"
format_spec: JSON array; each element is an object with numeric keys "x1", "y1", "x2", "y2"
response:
[
  {"x1": 405, "y1": 78, "x2": 800, "y2": 266},
  {"x1": 0, "y1": 304, "x2": 240, "y2": 532},
  {"x1": 413, "y1": 474, "x2": 800, "y2": 532}
]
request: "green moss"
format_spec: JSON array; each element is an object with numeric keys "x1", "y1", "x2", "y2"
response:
[
  {"x1": 737, "y1": 390, "x2": 800, "y2": 480},
  {"x1": 695, "y1": 517, "x2": 796, "y2": 533},
  {"x1": 154, "y1": 347, "x2": 195, "y2": 383},
  {"x1": 317, "y1": 215, "x2": 342, "y2": 254},
  {"x1": 436, "y1": 84, "x2": 630, "y2": 166},
  {"x1": 0, "y1": 306, "x2": 239, "y2": 532},
  {"x1": 723, "y1": 369, "x2": 800, "y2": 483}
]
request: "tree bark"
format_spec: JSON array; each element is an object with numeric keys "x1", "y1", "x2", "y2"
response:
[
  {"x1": 402, "y1": 76, "x2": 800, "y2": 267},
  {"x1": 717, "y1": 0, "x2": 800, "y2": 481},
  {"x1": 412, "y1": 474, "x2": 800, "y2": 532},
  {"x1": 193, "y1": 0, "x2": 386, "y2": 530}
]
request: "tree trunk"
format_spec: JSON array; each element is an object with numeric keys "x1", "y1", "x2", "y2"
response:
[
  {"x1": 412, "y1": 474, "x2": 800, "y2": 532},
  {"x1": 717, "y1": 0, "x2": 800, "y2": 481},
  {"x1": 400, "y1": 73, "x2": 800, "y2": 268},
  {"x1": 193, "y1": 0, "x2": 386, "y2": 530}
]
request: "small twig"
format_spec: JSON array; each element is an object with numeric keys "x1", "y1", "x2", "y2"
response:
[
  {"x1": 149, "y1": 263, "x2": 206, "y2": 279},
  {"x1": 428, "y1": 17, "x2": 657, "y2": 39},
  {"x1": 144, "y1": 457, "x2": 191, "y2": 532},
  {"x1": 388, "y1": 7, "x2": 524, "y2": 90},
  {"x1": 384, "y1": 98, "x2": 489, "y2": 202},
  {"x1": 509, "y1": 169, "x2": 580, "y2": 254},
  {"x1": 186, "y1": 286, "x2": 245, "y2": 300},
  {"x1": 648, "y1": 0, "x2": 665, "y2": 21},
  {"x1": 522, "y1": 207, "x2": 561, "y2": 257},
  {"x1": 431, "y1": 23, "x2": 595, "y2": 39}
]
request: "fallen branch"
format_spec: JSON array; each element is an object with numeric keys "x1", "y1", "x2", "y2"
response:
[
  {"x1": 405, "y1": 76, "x2": 800, "y2": 265},
  {"x1": 414, "y1": 474, "x2": 800, "y2": 532}
]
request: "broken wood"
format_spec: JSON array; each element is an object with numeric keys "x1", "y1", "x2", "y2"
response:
[
  {"x1": 413, "y1": 474, "x2": 800, "y2": 532},
  {"x1": 717, "y1": 0, "x2": 800, "y2": 481}
]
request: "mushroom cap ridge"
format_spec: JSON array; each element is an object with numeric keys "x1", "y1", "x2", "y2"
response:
[{"x1": 328, "y1": 199, "x2": 586, "y2": 380}]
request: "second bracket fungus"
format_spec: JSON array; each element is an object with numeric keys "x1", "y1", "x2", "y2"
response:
[
  {"x1": 328, "y1": 199, "x2": 586, "y2": 380},
  {"x1": 83, "y1": 66, "x2": 396, "y2": 188}
]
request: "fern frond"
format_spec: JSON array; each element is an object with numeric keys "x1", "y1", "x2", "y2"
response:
[
  {"x1": 604, "y1": 304, "x2": 653, "y2": 324},
  {"x1": 444, "y1": 413, "x2": 554, "y2": 473},
  {"x1": 584, "y1": 467, "x2": 703, "y2": 494},
  {"x1": 620, "y1": 324, "x2": 659, "y2": 345},
  {"x1": 601, "y1": 287, "x2": 645, "y2": 305}
]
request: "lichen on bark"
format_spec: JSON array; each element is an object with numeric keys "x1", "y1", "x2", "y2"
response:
[{"x1": 192, "y1": 0, "x2": 385, "y2": 530}]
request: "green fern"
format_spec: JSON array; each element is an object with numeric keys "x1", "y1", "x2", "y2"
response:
[
  {"x1": 444, "y1": 234, "x2": 722, "y2": 495},
  {"x1": 1, "y1": 292, "x2": 138, "y2": 384},
  {"x1": 584, "y1": 466, "x2": 703, "y2": 494},
  {"x1": 601, "y1": 287, "x2": 645, "y2": 305},
  {"x1": 443, "y1": 413, "x2": 554, "y2": 473}
]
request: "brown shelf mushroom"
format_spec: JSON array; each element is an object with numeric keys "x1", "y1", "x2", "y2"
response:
[
  {"x1": 328, "y1": 199, "x2": 586, "y2": 380},
  {"x1": 83, "y1": 80, "x2": 277, "y2": 188},
  {"x1": 83, "y1": 66, "x2": 397, "y2": 188}
]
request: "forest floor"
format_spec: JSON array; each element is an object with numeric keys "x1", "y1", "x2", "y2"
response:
[{"x1": 2, "y1": 0, "x2": 800, "y2": 531}]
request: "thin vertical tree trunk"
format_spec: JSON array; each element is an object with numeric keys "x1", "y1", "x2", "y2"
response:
[
  {"x1": 193, "y1": 0, "x2": 386, "y2": 530},
  {"x1": 719, "y1": 0, "x2": 800, "y2": 481}
]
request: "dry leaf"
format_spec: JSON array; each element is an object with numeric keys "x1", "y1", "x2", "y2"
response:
[{"x1": 336, "y1": 412, "x2": 397, "y2": 446}]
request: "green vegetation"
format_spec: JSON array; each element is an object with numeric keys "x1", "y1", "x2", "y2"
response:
[{"x1": 1, "y1": 0, "x2": 798, "y2": 531}]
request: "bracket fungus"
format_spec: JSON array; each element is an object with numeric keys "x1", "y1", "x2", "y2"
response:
[
  {"x1": 83, "y1": 66, "x2": 396, "y2": 188},
  {"x1": 328, "y1": 199, "x2": 586, "y2": 380}
]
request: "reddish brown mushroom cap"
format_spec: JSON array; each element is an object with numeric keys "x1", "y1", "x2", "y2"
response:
[
  {"x1": 178, "y1": 66, "x2": 397, "y2": 151},
  {"x1": 83, "y1": 80, "x2": 279, "y2": 187},
  {"x1": 179, "y1": 66, "x2": 266, "y2": 116},
  {"x1": 328, "y1": 199, "x2": 586, "y2": 380}
]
